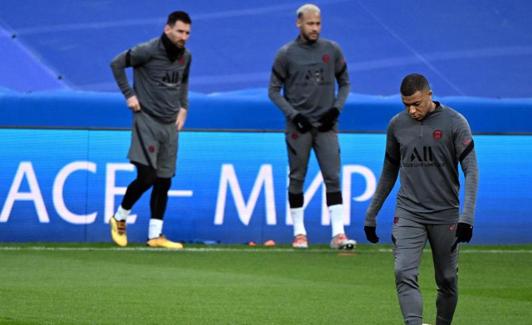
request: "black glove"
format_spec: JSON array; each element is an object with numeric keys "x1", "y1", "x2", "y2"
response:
[
  {"x1": 292, "y1": 114, "x2": 312, "y2": 133},
  {"x1": 318, "y1": 107, "x2": 340, "y2": 132},
  {"x1": 451, "y1": 222, "x2": 473, "y2": 251},
  {"x1": 364, "y1": 226, "x2": 379, "y2": 243}
]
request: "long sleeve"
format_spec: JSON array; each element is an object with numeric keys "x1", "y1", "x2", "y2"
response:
[
  {"x1": 178, "y1": 56, "x2": 191, "y2": 110},
  {"x1": 453, "y1": 114, "x2": 479, "y2": 225},
  {"x1": 365, "y1": 120, "x2": 400, "y2": 226},
  {"x1": 365, "y1": 160, "x2": 400, "y2": 226},
  {"x1": 110, "y1": 50, "x2": 134, "y2": 98},
  {"x1": 459, "y1": 148, "x2": 478, "y2": 225},
  {"x1": 332, "y1": 42, "x2": 350, "y2": 110},
  {"x1": 268, "y1": 48, "x2": 298, "y2": 119},
  {"x1": 110, "y1": 43, "x2": 152, "y2": 99}
]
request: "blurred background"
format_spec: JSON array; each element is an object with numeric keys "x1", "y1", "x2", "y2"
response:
[{"x1": 2, "y1": 0, "x2": 532, "y2": 97}]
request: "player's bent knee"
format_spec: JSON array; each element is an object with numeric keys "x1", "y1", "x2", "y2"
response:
[
  {"x1": 394, "y1": 268, "x2": 419, "y2": 288},
  {"x1": 437, "y1": 274, "x2": 457, "y2": 292}
]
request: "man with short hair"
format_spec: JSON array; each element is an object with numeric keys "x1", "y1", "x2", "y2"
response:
[
  {"x1": 268, "y1": 4, "x2": 355, "y2": 249},
  {"x1": 364, "y1": 73, "x2": 479, "y2": 324},
  {"x1": 109, "y1": 11, "x2": 192, "y2": 249}
]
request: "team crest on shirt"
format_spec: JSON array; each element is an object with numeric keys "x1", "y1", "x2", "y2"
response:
[
  {"x1": 148, "y1": 145, "x2": 156, "y2": 153},
  {"x1": 433, "y1": 129, "x2": 443, "y2": 140},
  {"x1": 305, "y1": 68, "x2": 325, "y2": 83},
  {"x1": 322, "y1": 54, "x2": 330, "y2": 63},
  {"x1": 178, "y1": 55, "x2": 186, "y2": 65}
]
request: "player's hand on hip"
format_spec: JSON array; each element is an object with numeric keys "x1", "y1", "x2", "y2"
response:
[
  {"x1": 126, "y1": 96, "x2": 141, "y2": 112},
  {"x1": 176, "y1": 108, "x2": 188, "y2": 131},
  {"x1": 292, "y1": 113, "x2": 312, "y2": 133},
  {"x1": 364, "y1": 226, "x2": 379, "y2": 243}
]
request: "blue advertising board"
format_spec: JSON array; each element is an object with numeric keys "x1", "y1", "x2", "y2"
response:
[{"x1": 0, "y1": 129, "x2": 530, "y2": 244}]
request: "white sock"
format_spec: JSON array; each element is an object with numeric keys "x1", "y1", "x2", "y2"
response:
[
  {"x1": 291, "y1": 208, "x2": 306, "y2": 236},
  {"x1": 114, "y1": 206, "x2": 130, "y2": 222},
  {"x1": 330, "y1": 204, "x2": 345, "y2": 237},
  {"x1": 148, "y1": 219, "x2": 163, "y2": 239}
]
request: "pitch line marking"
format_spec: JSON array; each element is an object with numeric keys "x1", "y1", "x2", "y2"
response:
[{"x1": 0, "y1": 246, "x2": 531, "y2": 254}]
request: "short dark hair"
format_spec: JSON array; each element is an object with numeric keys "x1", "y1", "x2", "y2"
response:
[
  {"x1": 400, "y1": 73, "x2": 431, "y2": 96},
  {"x1": 167, "y1": 11, "x2": 191, "y2": 26}
]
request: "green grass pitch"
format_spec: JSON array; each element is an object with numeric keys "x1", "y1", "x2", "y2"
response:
[{"x1": 0, "y1": 244, "x2": 531, "y2": 324}]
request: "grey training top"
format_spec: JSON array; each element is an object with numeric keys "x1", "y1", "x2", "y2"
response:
[
  {"x1": 268, "y1": 36, "x2": 350, "y2": 123},
  {"x1": 365, "y1": 103, "x2": 479, "y2": 226},
  {"x1": 110, "y1": 36, "x2": 191, "y2": 123}
]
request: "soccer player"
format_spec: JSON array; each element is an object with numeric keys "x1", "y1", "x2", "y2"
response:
[
  {"x1": 109, "y1": 11, "x2": 192, "y2": 249},
  {"x1": 268, "y1": 4, "x2": 355, "y2": 249},
  {"x1": 364, "y1": 73, "x2": 479, "y2": 324}
]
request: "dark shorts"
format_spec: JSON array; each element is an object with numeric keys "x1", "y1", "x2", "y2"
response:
[{"x1": 128, "y1": 111, "x2": 178, "y2": 178}]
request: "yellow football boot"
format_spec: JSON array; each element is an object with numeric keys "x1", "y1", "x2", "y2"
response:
[
  {"x1": 146, "y1": 235, "x2": 184, "y2": 249},
  {"x1": 110, "y1": 216, "x2": 127, "y2": 247}
]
